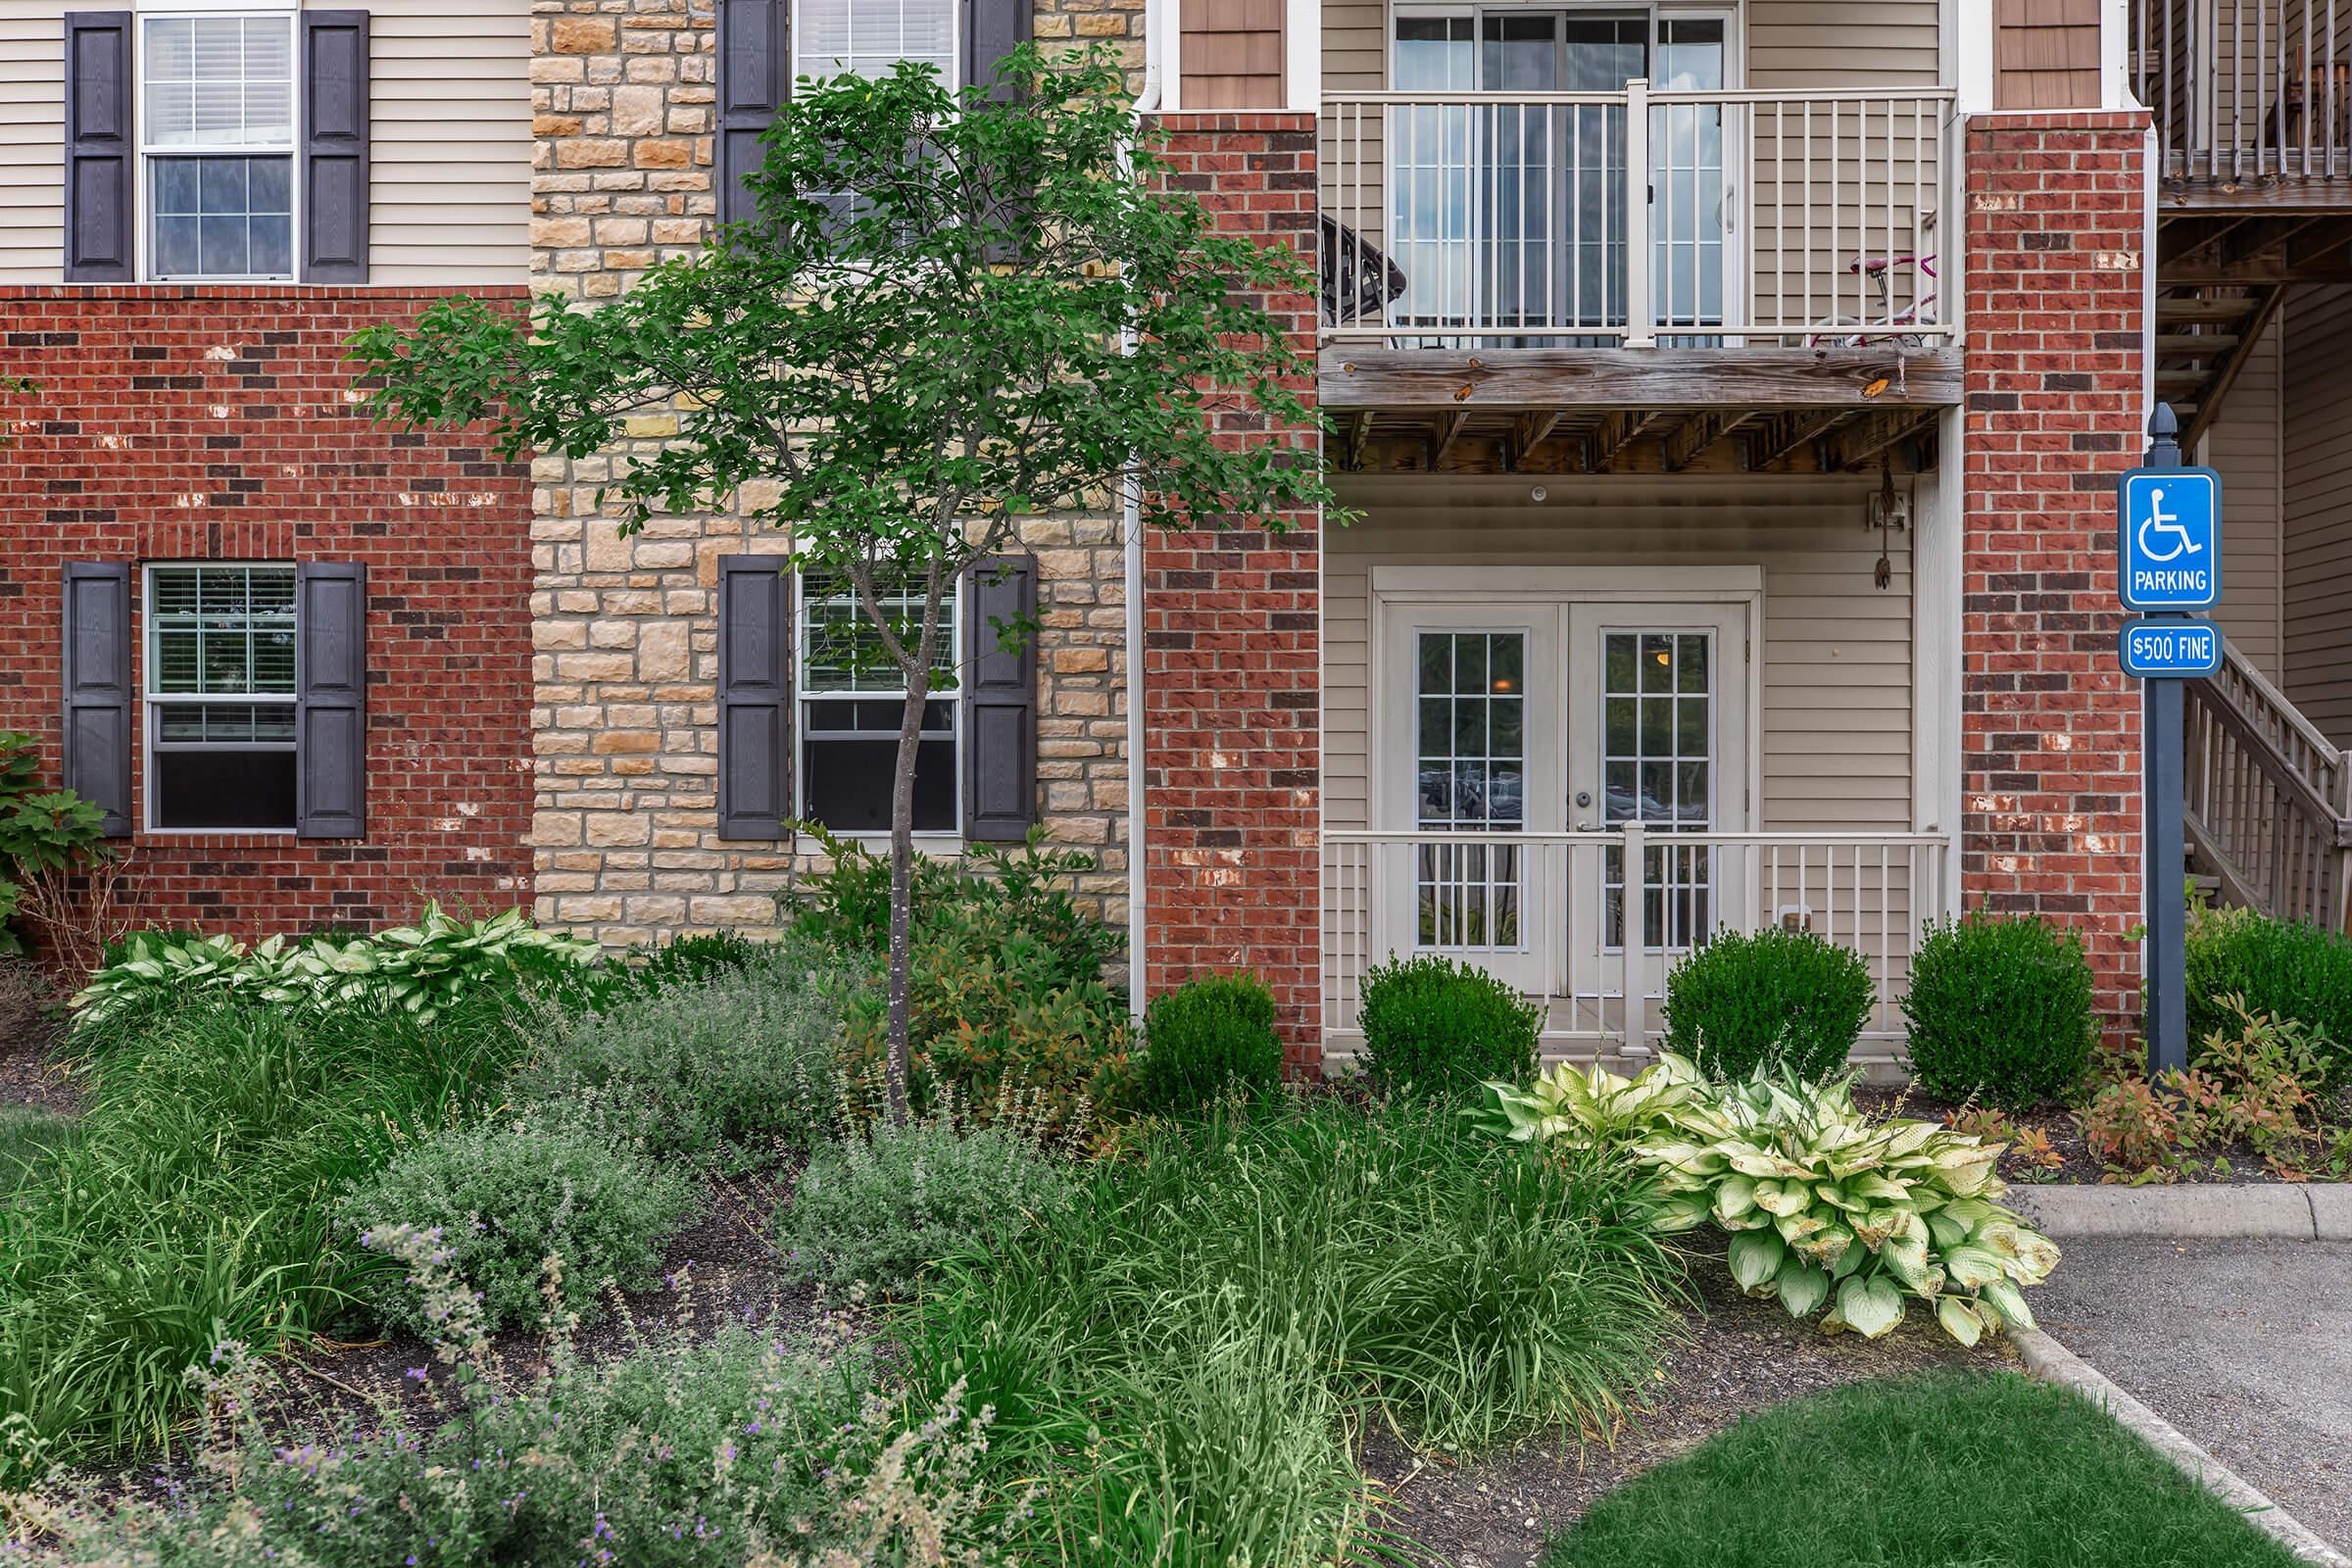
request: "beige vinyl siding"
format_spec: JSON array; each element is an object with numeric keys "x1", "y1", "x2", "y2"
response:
[
  {"x1": 0, "y1": 7, "x2": 64, "y2": 282},
  {"x1": 1746, "y1": 0, "x2": 1942, "y2": 88},
  {"x1": 2204, "y1": 313, "x2": 2284, "y2": 679},
  {"x1": 2282, "y1": 286, "x2": 2352, "y2": 749},
  {"x1": 1323, "y1": 473, "x2": 1916, "y2": 836},
  {"x1": 0, "y1": 0, "x2": 525, "y2": 285},
  {"x1": 368, "y1": 0, "x2": 529, "y2": 283}
]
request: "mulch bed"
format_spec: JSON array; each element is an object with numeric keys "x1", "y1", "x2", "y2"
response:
[
  {"x1": 0, "y1": 968, "x2": 78, "y2": 1117},
  {"x1": 1361, "y1": 1258, "x2": 2011, "y2": 1568},
  {"x1": 1856, "y1": 1082, "x2": 2351, "y2": 1186}
]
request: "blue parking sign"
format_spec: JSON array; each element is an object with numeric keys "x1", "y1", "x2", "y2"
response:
[
  {"x1": 2119, "y1": 467, "x2": 2221, "y2": 611},
  {"x1": 2119, "y1": 616, "x2": 2222, "y2": 677}
]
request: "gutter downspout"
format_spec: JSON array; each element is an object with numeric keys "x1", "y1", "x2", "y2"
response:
[{"x1": 1123, "y1": 0, "x2": 1164, "y2": 1019}]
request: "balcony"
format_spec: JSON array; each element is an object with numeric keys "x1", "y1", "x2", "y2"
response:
[
  {"x1": 2136, "y1": 0, "x2": 2352, "y2": 198},
  {"x1": 1317, "y1": 83, "x2": 1964, "y2": 473}
]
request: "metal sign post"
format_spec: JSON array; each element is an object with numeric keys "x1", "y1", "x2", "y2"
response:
[{"x1": 2118, "y1": 404, "x2": 2219, "y2": 1078}]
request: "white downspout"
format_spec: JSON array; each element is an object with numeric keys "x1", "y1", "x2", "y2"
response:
[{"x1": 1123, "y1": 0, "x2": 1164, "y2": 1019}]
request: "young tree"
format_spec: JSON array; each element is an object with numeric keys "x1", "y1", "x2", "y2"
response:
[{"x1": 347, "y1": 46, "x2": 1334, "y2": 1119}]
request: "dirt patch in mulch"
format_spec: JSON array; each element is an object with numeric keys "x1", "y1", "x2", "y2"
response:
[
  {"x1": 1856, "y1": 1082, "x2": 2352, "y2": 1186},
  {"x1": 0, "y1": 965, "x2": 77, "y2": 1117},
  {"x1": 1361, "y1": 1258, "x2": 2013, "y2": 1568}
]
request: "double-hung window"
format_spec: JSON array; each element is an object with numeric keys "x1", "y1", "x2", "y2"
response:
[
  {"x1": 144, "y1": 564, "x2": 299, "y2": 831},
  {"x1": 140, "y1": 13, "x2": 297, "y2": 280},
  {"x1": 792, "y1": 0, "x2": 958, "y2": 81},
  {"x1": 797, "y1": 570, "x2": 960, "y2": 834}
]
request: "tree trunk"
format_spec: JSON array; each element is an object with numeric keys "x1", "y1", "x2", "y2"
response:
[{"x1": 883, "y1": 663, "x2": 928, "y2": 1125}]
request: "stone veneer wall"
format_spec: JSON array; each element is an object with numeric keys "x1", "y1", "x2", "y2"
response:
[{"x1": 527, "y1": 0, "x2": 1133, "y2": 946}]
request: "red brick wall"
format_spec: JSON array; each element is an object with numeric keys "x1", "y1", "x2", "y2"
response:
[
  {"x1": 1141, "y1": 113, "x2": 1324, "y2": 1068},
  {"x1": 1960, "y1": 114, "x2": 2150, "y2": 1028},
  {"x1": 0, "y1": 286, "x2": 534, "y2": 939}
]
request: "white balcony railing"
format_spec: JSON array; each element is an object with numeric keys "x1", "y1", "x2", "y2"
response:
[
  {"x1": 1323, "y1": 825, "x2": 1952, "y2": 1061},
  {"x1": 1320, "y1": 83, "x2": 1961, "y2": 347}
]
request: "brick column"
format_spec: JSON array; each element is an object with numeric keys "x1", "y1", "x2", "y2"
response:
[
  {"x1": 1141, "y1": 112, "x2": 1323, "y2": 1069},
  {"x1": 1960, "y1": 112, "x2": 2150, "y2": 1030}
]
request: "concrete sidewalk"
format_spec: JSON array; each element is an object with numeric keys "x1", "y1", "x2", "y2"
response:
[{"x1": 2029, "y1": 1237, "x2": 2352, "y2": 1553}]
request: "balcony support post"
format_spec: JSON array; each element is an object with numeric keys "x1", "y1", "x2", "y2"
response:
[
  {"x1": 1621, "y1": 821, "x2": 1649, "y2": 1054},
  {"x1": 1624, "y1": 77, "x2": 1654, "y2": 349}
]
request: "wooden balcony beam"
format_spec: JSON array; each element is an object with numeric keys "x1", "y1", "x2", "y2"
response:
[{"x1": 1319, "y1": 346, "x2": 1963, "y2": 412}]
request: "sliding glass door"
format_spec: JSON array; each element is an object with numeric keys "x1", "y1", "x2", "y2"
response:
[{"x1": 1388, "y1": 8, "x2": 1733, "y2": 343}]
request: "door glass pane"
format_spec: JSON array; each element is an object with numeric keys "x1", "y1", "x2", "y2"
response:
[
  {"x1": 1652, "y1": 18, "x2": 1728, "y2": 343},
  {"x1": 1416, "y1": 629, "x2": 1525, "y2": 949},
  {"x1": 1601, "y1": 628, "x2": 1713, "y2": 948},
  {"x1": 1391, "y1": 17, "x2": 1476, "y2": 341}
]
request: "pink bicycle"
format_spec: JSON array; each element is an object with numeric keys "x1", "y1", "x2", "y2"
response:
[{"x1": 1802, "y1": 251, "x2": 1938, "y2": 349}]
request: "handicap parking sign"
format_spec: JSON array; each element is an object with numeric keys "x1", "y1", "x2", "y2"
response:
[
  {"x1": 2119, "y1": 467, "x2": 2222, "y2": 611},
  {"x1": 2119, "y1": 616, "x2": 2222, "y2": 677}
]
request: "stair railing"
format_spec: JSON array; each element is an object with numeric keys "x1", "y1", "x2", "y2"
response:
[{"x1": 2182, "y1": 634, "x2": 2352, "y2": 932}]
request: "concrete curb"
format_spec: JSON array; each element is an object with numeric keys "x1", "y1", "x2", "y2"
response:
[
  {"x1": 2010, "y1": 1183, "x2": 2352, "y2": 1240},
  {"x1": 2012, "y1": 1326, "x2": 2352, "y2": 1566}
]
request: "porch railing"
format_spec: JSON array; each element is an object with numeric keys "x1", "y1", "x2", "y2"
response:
[
  {"x1": 1322, "y1": 825, "x2": 1952, "y2": 1058},
  {"x1": 2183, "y1": 634, "x2": 2352, "y2": 931},
  {"x1": 2134, "y1": 0, "x2": 2352, "y2": 180},
  {"x1": 1319, "y1": 85, "x2": 1961, "y2": 346}
]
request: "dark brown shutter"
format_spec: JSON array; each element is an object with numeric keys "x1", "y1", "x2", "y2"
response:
[
  {"x1": 301, "y1": 11, "x2": 370, "y2": 283},
  {"x1": 295, "y1": 562, "x2": 367, "y2": 838},
  {"x1": 716, "y1": 0, "x2": 787, "y2": 227},
  {"x1": 717, "y1": 556, "x2": 792, "y2": 840},
  {"x1": 961, "y1": 554, "x2": 1037, "y2": 842},
  {"x1": 63, "y1": 12, "x2": 132, "y2": 282},
  {"x1": 61, "y1": 562, "x2": 132, "y2": 837},
  {"x1": 966, "y1": 0, "x2": 1030, "y2": 95}
]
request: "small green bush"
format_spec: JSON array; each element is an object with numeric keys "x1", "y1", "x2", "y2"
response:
[
  {"x1": 1356, "y1": 953, "x2": 1540, "y2": 1096},
  {"x1": 1132, "y1": 971, "x2": 1285, "y2": 1115},
  {"x1": 2185, "y1": 906, "x2": 2352, "y2": 1082},
  {"x1": 545, "y1": 928, "x2": 773, "y2": 1014},
  {"x1": 775, "y1": 1114, "x2": 1077, "y2": 1298},
  {"x1": 338, "y1": 1118, "x2": 697, "y2": 1336},
  {"x1": 1662, "y1": 926, "x2": 1874, "y2": 1081},
  {"x1": 1902, "y1": 912, "x2": 2094, "y2": 1107},
  {"x1": 790, "y1": 825, "x2": 1125, "y2": 989},
  {"x1": 838, "y1": 897, "x2": 1131, "y2": 1139},
  {"x1": 516, "y1": 938, "x2": 856, "y2": 1171}
]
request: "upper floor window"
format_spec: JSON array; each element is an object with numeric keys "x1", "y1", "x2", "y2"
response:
[{"x1": 142, "y1": 14, "x2": 297, "y2": 280}]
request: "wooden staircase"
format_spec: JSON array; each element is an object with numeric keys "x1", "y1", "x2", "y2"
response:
[
  {"x1": 2182, "y1": 635, "x2": 2352, "y2": 933},
  {"x1": 2152, "y1": 288, "x2": 2286, "y2": 450}
]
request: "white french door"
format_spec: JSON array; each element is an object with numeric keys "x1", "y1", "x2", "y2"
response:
[{"x1": 1379, "y1": 595, "x2": 1750, "y2": 1005}]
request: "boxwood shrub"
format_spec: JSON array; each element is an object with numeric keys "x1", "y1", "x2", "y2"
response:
[
  {"x1": 1133, "y1": 971, "x2": 1286, "y2": 1116},
  {"x1": 2184, "y1": 905, "x2": 2352, "y2": 1081},
  {"x1": 1901, "y1": 912, "x2": 2094, "y2": 1107},
  {"x1": 1356, "y1": 953, "x2": 1540, "y2": 1096},
  {"x1": 1661, "y1": 926, "x2": 1874, "y2": 1081}
]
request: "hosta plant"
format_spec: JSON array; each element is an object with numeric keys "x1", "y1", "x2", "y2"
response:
[
  {"x1": 70, "y1": 905, "x2": 596, "y2": 1030},
  {"x1": 1483, "y1": 1054, "x2": 2061, "y2": 1346}
]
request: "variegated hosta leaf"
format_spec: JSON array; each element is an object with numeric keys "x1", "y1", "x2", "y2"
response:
[
  {"x1": 1977, "y1": 1277, "x2": 2036, "y2": 1330},
  {"x1": 1838, "y1": 1275, "x2": 1906, "y2": 1339},
  {"x1": 1713, "y1": 1174, "x2": 1758, "y2": 1221},
  {"x1": 1776, "y1": 1257, "x2": 1831, "y2": 1318},
  {"x1": 1936, "y1": 1296, "x2": 1985, "y2": 1348},
  {"x1": 1729, "y1": 1230, "x2": 1785, "y2": 1295}
]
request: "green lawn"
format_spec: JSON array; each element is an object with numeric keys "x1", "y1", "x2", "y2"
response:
[{"x1": 1544, "y1": 1369, "x2": 2307, "y2": 1568}]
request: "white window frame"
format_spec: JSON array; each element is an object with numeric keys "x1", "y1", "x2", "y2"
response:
[
  {"x1": 790, "y1": 0, "x2": 961, "y2": 86},
  {"x1": 140, "y1": 560, "x2": 301, "y2": 836},
  {"x1": 793, "y1": 568, "x2": 965, "y2": 841},
  {"x1": 132, "y1": 6, "x2": 302, "y2": 284}
]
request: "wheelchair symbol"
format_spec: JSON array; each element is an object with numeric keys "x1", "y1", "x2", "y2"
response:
[{"x1": 2136, "y1": 486, "x2": 2205, "y2": 564}]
